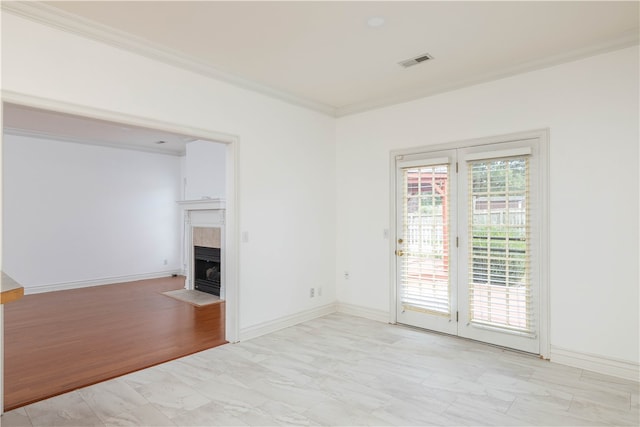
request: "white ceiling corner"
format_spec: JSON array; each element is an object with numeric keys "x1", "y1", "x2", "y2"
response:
[
  {"x1": 3, "y1": 1, "x2": 639, "y2": 118},
  {"x1": 336, "y1": 28, "x2": 639, "y2": 117},
  {"x1": 1, "y1": 1, "x2": 338, "y2": 117}
]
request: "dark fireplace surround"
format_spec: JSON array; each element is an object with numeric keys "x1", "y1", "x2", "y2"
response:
[{"x1": 194, "y1": 246, "x2": 221, "y2": 296}]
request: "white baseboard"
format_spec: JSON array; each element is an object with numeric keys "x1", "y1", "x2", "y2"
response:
[
  {"x1": 550, "y1": 345, "x2": 640, "y2": 382},
  {"x1": 336, "y1": 302, "x2": 390, "y2": 323},
  {"x1": 23, "y1": 270, "x2": 182, "y2": 295},
  {"x1": 239, "y1": 303, "x2": 337, "y2": 341}
]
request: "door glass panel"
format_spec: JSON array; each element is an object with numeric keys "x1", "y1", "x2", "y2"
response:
[
  {"x1": 468, "y1": 157, "x2": 532, "y2": 333},
  {"x1": 400, "y1": 165, "x2": 450, "y2": 315}
]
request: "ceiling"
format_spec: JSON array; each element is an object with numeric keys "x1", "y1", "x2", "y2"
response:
[
  {"x1": 8, "y1": 0, "x2": 637, "y2": 117},
  {"x1": 3, "y1": 104, "x2": 198, "y2": 156},
  {"x1": 1, "y1": 0, "x2": 638, "y2": 149}
]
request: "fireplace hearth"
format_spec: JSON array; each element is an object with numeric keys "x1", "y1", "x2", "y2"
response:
[{"x1": 194, "y1": 246, "x2": 221, "y2": 296}]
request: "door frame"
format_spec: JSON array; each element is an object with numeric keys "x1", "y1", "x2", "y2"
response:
[
  {"x1": 0, "y1": 90, "x2": 241, "y2": 344},
  {"x1": 389, "y1": 129, "x2": 550, "y2": 358},
  {"x1": 395, "y1": 150, "x2": 459, "y2": 335}
]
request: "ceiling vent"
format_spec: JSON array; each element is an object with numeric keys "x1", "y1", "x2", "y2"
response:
[{"x1": 399, "y1": 53, "x2": 433, "y2": 68}]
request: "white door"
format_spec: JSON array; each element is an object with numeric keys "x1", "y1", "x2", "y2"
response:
[
  {"x1": 396, "y1": 150, "x2": 458, "y2": 335},
  {"x1": 395, "y1": 138, "x2": 543, "y2": 354},
  {"x1": 457, "y1": 140, "x2": 540, "y2": 353}
]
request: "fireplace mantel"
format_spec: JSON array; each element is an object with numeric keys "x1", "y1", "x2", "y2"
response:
[
  {"x1": 178, "y1": 199, "x2": 225, "y2": 296},
  {"x1": 177, "y1": 198, "x2": 226, "y2": 210}
]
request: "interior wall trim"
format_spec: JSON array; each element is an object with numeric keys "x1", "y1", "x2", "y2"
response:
[
  {"x1": 336, "y1": 302, "x2": 389, "y2": 324},
  {"x1": 3, "y1": 2, "x2": 637, "y2": 118},
  {"x1": 22, "y1": 271, "x2": 182, "y2": 295},
  {"x1": 1, "y1": 1, "x2": 336, "y2": 118},
  {"x1": 550, "y1": 345, "x2": 640, "y2": 382},
  {"x1": 239, "y1": 303, "x2": 337, "y2": 342},
  {"x1": 336, "y1": 31, "x2": 639, "y2": 116}
]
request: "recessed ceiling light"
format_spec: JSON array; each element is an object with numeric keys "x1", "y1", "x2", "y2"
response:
[{"x1": 367, "y1": 17, "x2": 385, "y2": 28}]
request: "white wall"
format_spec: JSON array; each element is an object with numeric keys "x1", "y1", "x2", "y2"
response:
[
  {"x1": 1, "y1": 12, "x2": 336, "y2": 328},
  {"x1": 184, "y1": 140, "x2": 226, "y2": 200},
  {"x1": 336, "y1": 47, "x2": 639, "y2": 368},
  {"x1": 3, "y1": 7, "x2": 636, "y2": 379},
  {"x1": 2, "y1": 134, "x2": 182, "y2": 290}
]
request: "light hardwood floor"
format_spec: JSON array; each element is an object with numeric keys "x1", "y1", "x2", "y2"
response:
[
  {"x1": 3, "y1": 276, "x2": 226, "y2": 411},
  {"x1": 2, "y1": 313, "x2": 638, "y2": 426}
]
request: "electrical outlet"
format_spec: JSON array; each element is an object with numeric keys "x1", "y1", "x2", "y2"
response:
[
  {"x1": 310, "y1": 288, "x2": 315, "y2": 298},
  {"x1": 163, "y1": 259, "x2": 168, "y2": 265},
  {"x1": 344, "y1": 271, "x2": 350, "y2": 280},
  {"x1": 318, "y1": 286, "x2": 322, "y2": 297}
]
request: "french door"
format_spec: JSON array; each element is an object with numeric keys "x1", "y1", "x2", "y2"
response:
[{"x1": 395, "y1": 137, "x2": 542, "y2": 354}]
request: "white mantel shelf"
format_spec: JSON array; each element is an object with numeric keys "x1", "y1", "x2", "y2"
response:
[{"x1": 177, "y1": 198, "x2": 226, "y2": 210}]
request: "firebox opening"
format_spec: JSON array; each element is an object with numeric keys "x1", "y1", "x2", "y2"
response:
[{"x1": 194, "y1": 246, "x2": 221, "y2": 296}]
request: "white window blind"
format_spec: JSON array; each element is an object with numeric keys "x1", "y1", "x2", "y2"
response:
[
  {"x1": 467, "y1": 156, "x2": 534, "y2": 334},
  {"x1": 400, "y1": 164, "x2": 451, "y2": 316}
]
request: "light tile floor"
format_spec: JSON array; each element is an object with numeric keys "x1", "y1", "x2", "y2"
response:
[{"x1": 2, "y1": 313, "x2": 638, "y2": 426}]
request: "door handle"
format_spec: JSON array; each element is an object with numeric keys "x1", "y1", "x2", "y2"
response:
[{"x1": 395, "y1": 250, "x2": 404, "y2": 256}]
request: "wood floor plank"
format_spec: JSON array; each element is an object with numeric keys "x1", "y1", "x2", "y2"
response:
[{"x1": 3, "y1": 276, "x2": 226, "y2": 411}]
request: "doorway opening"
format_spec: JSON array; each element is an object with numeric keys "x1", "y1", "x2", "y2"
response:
[
  {"x1": 390, "y1": 130, "x2": 549, "y2": 356},
  {"x1": 1, "y1": 99, "x2": 238, "y2": 342}
]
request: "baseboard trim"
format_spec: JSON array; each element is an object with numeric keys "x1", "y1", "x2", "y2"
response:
[
  {"x1": 23, "y1": 271, "x2": 182, "y2": 295},
  {"x1": 239, "y1": 303, "x2": 337, "y2": 342},
  {"x1": 550, "y1": 345, "x2": 640, "y2": 381},
  {"x1": 336, "y1": 302, "x2": 390, "y2": 324}
]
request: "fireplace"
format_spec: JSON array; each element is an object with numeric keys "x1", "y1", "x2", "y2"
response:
[
  {"x1": 194, "y1": 246, "x2": 221, "y2": 296},
  {"x1": 177, "y1": 205, "x2": 225, "y2": 297}
]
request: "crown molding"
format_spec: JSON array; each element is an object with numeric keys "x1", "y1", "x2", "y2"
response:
[
  {"x1": 1, "y1": 1, "x2": 337, "y2": 117},
  {"x1": 336, "y1": 30, "x2": 639, "y2": 117},
  {"x1": 3, "y1": 2, "x2": 637, "y2": 119}
]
